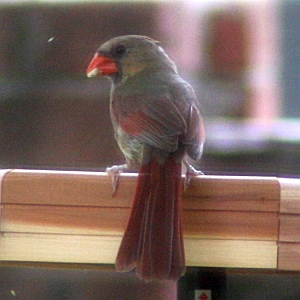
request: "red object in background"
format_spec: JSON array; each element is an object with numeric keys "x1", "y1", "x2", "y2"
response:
[
  {"x1": 199, "y1": 292, "x2": 209, "y2": 300},
  {"x1": 209, "y1": 11, "x2": 247, "y2": 76}
]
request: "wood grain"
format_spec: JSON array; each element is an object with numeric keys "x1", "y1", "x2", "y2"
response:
[
  {"x1": 278, "y1": 243, "x2": 300, "y2": 271},
  {"x1": 185, "y1": 239, "x2": 277, "y2": 269},
  {"x1": 183, "y1": 210, "x2": 278, "y2": 240},
  {"x1": 1, "y1": 170, "x2": 135, "y2": 207},
  {"x1": 279, "y1": 214, "x2": 300, "y2": 243},
  {"x1": 2, "y1": 205, "x2": 278, "y2": 240},
  {"x1": 279, "y1": 178, "x2": 300, "y2": 214},
  {"x1": 1, "y1": 169, "x2": 300, "y2": 271},
  {"x1": 185, "y1": 175, "x2": 280, "y2": 212},
  {"x1": 0, "y1": 233, "x2": 277, "y2": 269},
  {"x1": 2, "y1": 171, "x2": 280, "y2": 210}
]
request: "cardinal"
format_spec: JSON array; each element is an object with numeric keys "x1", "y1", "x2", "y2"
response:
[{"x1": 86, "y1": 35, "x2": 205, "y2": 281}]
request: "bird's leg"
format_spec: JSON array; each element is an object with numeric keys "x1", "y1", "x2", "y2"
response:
[
  {"x1": 106, "y1": 164, "x2": 128, "y2": 196},
  {"x1": 183, "y1": 158, "x2": 204, "y2": 191}
]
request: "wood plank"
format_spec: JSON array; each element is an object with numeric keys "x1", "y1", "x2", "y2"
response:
[
  {"x1": 184, "y1": 197, "x2": 279, "y2": 213},
  {"x1": 0, "y1": 170, "x2": 287, "y2": 270},
  {"x1": 185, "y1": 239, "x2": 277, "y2": 269},
  {"x1": 0, "y1": 233, "x2": 120, "y2": 264},
  {"x1": 279, "y1": 178, "x2": 300, "y2": 214},
  {"x1": 2, "y1": 205, "x2": 278, "y2": 240},
  {"x1": 183, "y1": 210, "x2": 278, "y2": 240},
  {"x1": 2, "y1": 170, "x2": 135, "y2": 207},
  {"x1": 1, "y1": 205, "x2": 129, "y2": 235},
  {"x1": 185, "y1": 175, "x2": 280, "y2": 212},
  {"x1": 279, "y1": 214, "x2": 300, "y2": 243},
  {"x1": 2, "y1": 170, "x2": 280, "y2": 212},
  {"x1": 278, "y1": 242, "x2": 300, "y2": 271},
  {"x1": 0, "y1": 233, "x2": 277, "y2": 269},
  {"x1": 0, "y1": 169, "x2": 11, "y2": 200}
]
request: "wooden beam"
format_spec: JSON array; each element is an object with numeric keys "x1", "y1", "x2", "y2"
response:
[
  {"x1": 278, "y1": 178, "x2": 300, "y2": 271},
  {"x1": 0, "y1": 169, "x2": 299, "y2": 271}
]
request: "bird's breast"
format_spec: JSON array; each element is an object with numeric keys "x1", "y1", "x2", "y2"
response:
[{"x1": 115, "y1": 126, "x2": 144, "y2": 169}]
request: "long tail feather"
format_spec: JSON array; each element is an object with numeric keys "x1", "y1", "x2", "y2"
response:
[{"x1": 115, "y1": 154, "x2": 185, "y2": 281}]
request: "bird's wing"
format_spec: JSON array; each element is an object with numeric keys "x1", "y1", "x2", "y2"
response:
[
  {"x1": 112, "y1": 93, "x2": 187, "y2": 152},
  {"x1": 184, "y1": 105, "x2": 205, "y2": 161}
]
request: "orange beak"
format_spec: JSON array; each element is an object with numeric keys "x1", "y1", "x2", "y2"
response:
[{"x1": 86, "y1": 54, "x2": 118, "y2": 77}]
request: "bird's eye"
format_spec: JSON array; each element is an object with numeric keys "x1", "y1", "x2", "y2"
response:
[{"x1": 114, "y1": 45, "x2": 126, "y2": 55}]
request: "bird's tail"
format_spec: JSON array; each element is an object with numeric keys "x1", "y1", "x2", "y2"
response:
[{"x1": 115, "y1": 153, "x2": 185, "y2": 281}]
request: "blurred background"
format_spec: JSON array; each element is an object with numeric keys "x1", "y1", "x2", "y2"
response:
[
  {"x1": 1, "y1": 0, "x2": 300, "y2": 299},
  {"x1": 1, "y1": 0, "x2": 300, "y2": 177}
]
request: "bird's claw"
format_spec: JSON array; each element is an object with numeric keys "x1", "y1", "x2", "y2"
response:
[
  {"x1": 184, "y1": 164, "x2": 204, "y2": 191},
  {"x1": 106, "y1": 164, "x2": 127, "y2": 196}
]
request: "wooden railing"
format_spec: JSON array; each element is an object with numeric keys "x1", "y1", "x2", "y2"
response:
[{"x1": 0, "y1": 169, "x2": 299, "y2": 271}]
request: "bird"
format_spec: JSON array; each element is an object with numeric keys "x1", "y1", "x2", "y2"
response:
[{"x1": 86, "y1": 35, "x2": 205, "y2": 281}]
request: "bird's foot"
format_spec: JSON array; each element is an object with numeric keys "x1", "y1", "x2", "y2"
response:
[
  {"x1": 106, "y1": 164, "x2": 127, "y2": 196},
  {"x1": 183, "y1": 160, "x2": 204, "y2": 191}
]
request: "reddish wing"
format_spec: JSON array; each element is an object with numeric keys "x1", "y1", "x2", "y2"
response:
[
  {"x1": 112, "y1": 77, "x2": 204, "y2": 160},
  {"x1": 112, "y1": 93, "x2": 187, "y2": 152}
]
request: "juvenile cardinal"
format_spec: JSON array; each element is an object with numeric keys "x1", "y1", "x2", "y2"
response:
[{"x1": 87, "y1": 35, "x2": 205, "y2": 281}]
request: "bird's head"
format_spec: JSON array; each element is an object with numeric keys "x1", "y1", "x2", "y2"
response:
[{"x1": 86, "y1": 35, "x2": 177, "y2": 81}]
